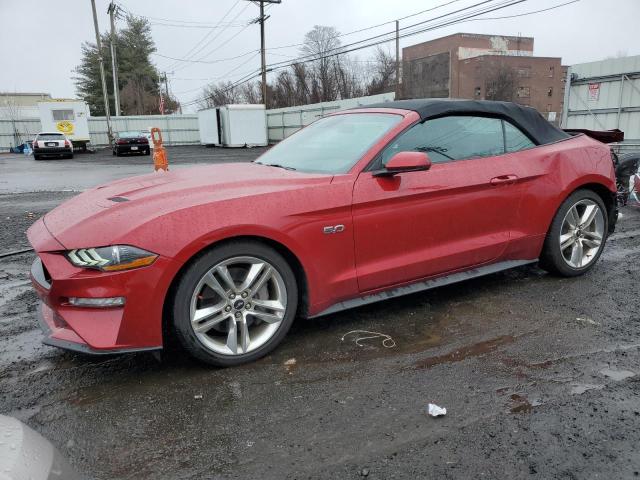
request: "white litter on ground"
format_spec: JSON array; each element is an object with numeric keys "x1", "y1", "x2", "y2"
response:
[
  {"x1": 340, "y1": 330, "x2": 396, "y2": 348},
  {"x1": 427, "y1": 403, "x2": 447, "y2": 417}
]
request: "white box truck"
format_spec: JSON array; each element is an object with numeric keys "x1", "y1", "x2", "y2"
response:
[
  {"x1": 38, "y1": 100, "x2": 91, "y2": 151},
  {"x1": 197, "y1": 107, "x2": 220, "y2": 146},
  {"x1": 218, "y1": 104, "x2": 268, "y2": 147}
]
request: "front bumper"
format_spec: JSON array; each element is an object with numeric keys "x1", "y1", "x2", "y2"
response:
[{"x1": 27, "y1": 219, "x2": 171, "y2": 354}]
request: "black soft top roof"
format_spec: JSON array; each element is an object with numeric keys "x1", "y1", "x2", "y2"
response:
[{"x1": 362, "y1": 99, "x2": 570, "y2": 145}]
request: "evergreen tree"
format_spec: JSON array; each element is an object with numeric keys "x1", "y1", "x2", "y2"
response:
[{"x1": 74, "y1": 15, "x2": 179, "y2": 115}]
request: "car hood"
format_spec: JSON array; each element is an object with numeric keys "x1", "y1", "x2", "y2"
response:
[{"x1": 42, "y1": 162, "x2": 332, "y2": 250}]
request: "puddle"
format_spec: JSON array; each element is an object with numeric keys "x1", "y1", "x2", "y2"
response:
[
  {"x1": 570, "y1": 383, "x2": 605, "y2": 395},
  {"x1": 413, "y1": 335, "x2": 515, "y2": 370},
  {"x1": 599, "y1": 367, "x2": 636, "y2": 381}
]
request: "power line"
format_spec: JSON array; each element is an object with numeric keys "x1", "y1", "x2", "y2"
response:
[
  {"x1": 149, "y1": 0, "x2": 467, "y2": 66},
  {"x1": 265, "y1": 0, "x2": 511, "y2": 69},
  {"x1": 178, "y1": 0, "x2": 580, "y2": 108},
  {"x1": 466, "y1": 0, "x2": 579, "y2": 20},
  {"x1": 153, "y1": 49, "x2": 259, "y2": 65},
  {"x1": 153, "y1": 0, "x2": 243, "y2": 71},
  {"x1": 180, "y1": 0, "x2": 517, "y2": 107}
]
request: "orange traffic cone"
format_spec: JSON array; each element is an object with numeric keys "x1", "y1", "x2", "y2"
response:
[{"x1": 151, "y1": 127, "x2": 168, "y2": 171}]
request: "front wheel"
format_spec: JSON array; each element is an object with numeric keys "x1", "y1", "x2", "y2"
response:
[
  {"x1": 171, "y1": 241, "x2": 298, "y2": 366},
  {"x1": 539, "y1": 189, "x2": 608, "y2": 276}
]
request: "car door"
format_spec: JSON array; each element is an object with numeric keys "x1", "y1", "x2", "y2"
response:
[{"x1": 352, "y1": 115, "x2": 525, "y2": 293}]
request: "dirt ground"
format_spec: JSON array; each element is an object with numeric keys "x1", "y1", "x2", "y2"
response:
[{"x1": 1, "y1": 147, "x2": 639, "y2": 479}]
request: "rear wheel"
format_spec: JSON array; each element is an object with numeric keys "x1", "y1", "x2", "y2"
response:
[
  {"x1": 33, "y1": 154, "x2": 41, "y2": 160},
  {"x1": 539, "y1": 189, "x2": 608, "y2": 276},
  {"x1": 171, "y1": 241, "x2": 298, "y2": 366}
]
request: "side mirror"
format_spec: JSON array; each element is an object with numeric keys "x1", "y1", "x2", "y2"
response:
[{"x1": 373, "y1": 151, "x2": 431, "y2": 177}]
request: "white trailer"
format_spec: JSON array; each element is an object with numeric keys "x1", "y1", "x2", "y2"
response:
[
  {"x1": 197, "y1": 108, "x2": 220, "y2": 146},
  {"x1": 562, "y1": 55, "x2": 640, "y2": 154},
  {"x1": 37, "y1": 100, "x2": 91, "y2": 151},
  {"x1": 218, "y1": 104, "x2": 267, "y2": 147}
]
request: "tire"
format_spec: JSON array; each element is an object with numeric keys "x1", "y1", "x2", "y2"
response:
[
  {"x1": 171, "y1": 240, "x2": 298, "y2": 366},
  {"x1": 144, "y1": 148, "x2": 150, "y2": 156},
  {"x1": 33, "y1": 155, "x2": 41, "y2": 160},
  {"x1": 67, "y1": 153, "x2": 74, "y2": 159},
  {"x1": 539, "y1": 189, "x2": 608, "y2": 277},
  {"x1": 112, "y1": 150, "x2": 116, "y2": 156},
  {"x1": 115, "y1": 150, "x2": 121, "y2": 157}
]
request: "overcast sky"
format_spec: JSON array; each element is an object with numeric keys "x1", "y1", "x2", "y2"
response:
[{"x1": 1, "y1": 0, "x2": 638, "y2": 112}]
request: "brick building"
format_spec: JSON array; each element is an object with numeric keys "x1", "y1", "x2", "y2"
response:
[{"x1": 402, "y1": 33, "x2": 566, "y2": 122}]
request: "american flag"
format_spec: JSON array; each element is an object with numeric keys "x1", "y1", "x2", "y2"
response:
[{"x1": 159, "y1": 93, "x2": 165, "y2": 114}]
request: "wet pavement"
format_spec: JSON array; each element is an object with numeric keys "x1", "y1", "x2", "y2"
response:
[{"x1": 1, "y1": 147, "x2": 640, "y2": 479}]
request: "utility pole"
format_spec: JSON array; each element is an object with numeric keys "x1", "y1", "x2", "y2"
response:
[
  {"x1": 395, "y1": 19, "x2": 401, "y2": 99},
  {"x1": 90, "y1": 0, "x2": 113, "y2": 146},
  {"x1": 246, "y1": 0, "x2": 281, "y2": 108},
  {"x1": 108, "y1": 1, "x2": 121, "y2": 116}
]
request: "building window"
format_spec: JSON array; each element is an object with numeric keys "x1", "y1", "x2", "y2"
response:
[
  {"x1": 547, "y1": 104, "x2": 553, "y2": 112},
  {"x1": 52, "y1": 109, "x2": 74, "y2": 121},
  {"x1": 517, "y1": 86, "x2": 531, "y2": 98},
  {"x1": 549, "y1": 66, "x2": 555, "y2": 78},
  {"x1": 547, "y1": 87, "x2": 553, "y2": 97},
  {"x1": 516, "y1": 67, "x2": 531, "y2": 78},
  {"x1": 474, "y1": 87, "x2": 481, "y2": 97}
]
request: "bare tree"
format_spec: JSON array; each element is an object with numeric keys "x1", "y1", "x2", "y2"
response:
[
  {"x1": 484, "y1": 62, "x2": 517, "y2": 102},
  {"x1": 301, "y1": 25, "x2": 342, "y2": 102},
  {"x1": 366, "y1": 47, "x2": 397, "y2": 95},
  {"x1": 198, "y1": 81, "x2": 242, "y2": 109},
  {"x1": 240, "y1": 81, "x2": 262, "y2": 104}
]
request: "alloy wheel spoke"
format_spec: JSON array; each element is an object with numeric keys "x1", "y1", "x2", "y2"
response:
[
  {"x1": 203, "y1": 272, "x2": 227, "y2": 298},
  {"x1": 216, "y1": 265, "x2": 236, "y2": 292},
  {"x1": 582, "y1": 237, "x2": 601, "y2": 248},
  {"x1": 570, "y1": 241, "x2": 584, "y2": 267},
  {"x1": 248, "y1": 266, "x2": 272, "y2": 296},
  {"x1": 226, "y1": 317, "x2": 238, "y2": 354},
  {"x1": 193, "y1": 311, "x2": 229, "y2": 333},
  {"x1": 560, "y1": 233, "x2": 575, "y2": 250},
  {"x1": 250, "y1": 310, "x2": 282, "y2": 324},
  {"x1": 251, "y1": 298, "x2": 285, "y2": 313},
  {"x1": 580, "y1": 204, "x2": 598, "y2": 228},
  {"x1": 239, "y1": 316, "x2": 250, "y2": 353},
  {"x1": 238, "y1": 262, "x2": 266, "y2": 292},
  {"x1": 193, "y1": 303, "x2": 225, "y2": 323},
  {"x1": 566, "y1": 206, "x2": 580, "y2": 229}
]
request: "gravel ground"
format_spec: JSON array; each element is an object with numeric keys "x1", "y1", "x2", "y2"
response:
[{"x1": 1, "y1": 147, "x2": 639, "y2": 479}]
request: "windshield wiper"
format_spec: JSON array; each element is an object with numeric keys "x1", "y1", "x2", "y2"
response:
[{"x1": 258, "y1": 163, "x2": 297, "y2": 171}]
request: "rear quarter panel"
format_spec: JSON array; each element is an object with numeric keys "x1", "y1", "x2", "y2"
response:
[{"x1": 505, "y1": 134, "x2": 616, "y2": 259}]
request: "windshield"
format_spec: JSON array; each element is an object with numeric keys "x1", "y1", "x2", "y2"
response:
[
  {"x1": 37, "y1": 133, "x2": 64, "y2": 140},
  {"x1": 256, "y1": 113, "x2": 402, "y2": 174}
]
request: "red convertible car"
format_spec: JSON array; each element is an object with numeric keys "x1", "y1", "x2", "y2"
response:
[{"x1": 27, "y1": 99, "x2": 618, "y2": 366}]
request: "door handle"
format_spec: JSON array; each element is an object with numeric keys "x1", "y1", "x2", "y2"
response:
[{"x1": 490, "y1": 174, "x2": 518, "y2": 186}]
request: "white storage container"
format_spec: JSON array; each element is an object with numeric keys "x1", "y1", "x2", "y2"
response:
[
  {"x1": 197, "y1": 108, "x2": 220, "y2": 146},
  {"x1": 37, "y1": 100, "x2": 91, "y2": 149},
  {"x1": 218, "y1": 104, "x2": 267, "y2": 147}
]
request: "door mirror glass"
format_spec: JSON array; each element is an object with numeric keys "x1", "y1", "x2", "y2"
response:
[{"x1": 374, "y1": 151, "x2": 431, "y2": 177}]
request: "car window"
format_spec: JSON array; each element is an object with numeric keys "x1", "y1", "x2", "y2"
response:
[
  {"x1": 37, "y1": 133, "x2": 64, "y2": 140},
  {"x1": 379, "y1": 115, "x2": 505, "y2": 166},
  {"x1": 503, "y1": 121, "x2": 536, "y2": 152},
  {"x1": 255, "y1": 113, "x2": 402, "y2": 174},
  {"x1": 118, "y1": 131, "x2": 143, "y2": 138},
  {"x1": 51, "y1": 109, "x2": 74, "y2": 121}
]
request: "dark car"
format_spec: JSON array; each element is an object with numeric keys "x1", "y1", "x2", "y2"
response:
[
  {"x1": 113, "y1": 131, "x2": 150, "y2": 156},
  {"x1": 32, "y1": 132, "x2": 74, "y2": 160}
]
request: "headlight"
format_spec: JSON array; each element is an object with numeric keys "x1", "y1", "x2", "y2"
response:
[{"x1": 66, "y1": 245, "x2": 157, "y2": 271}]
